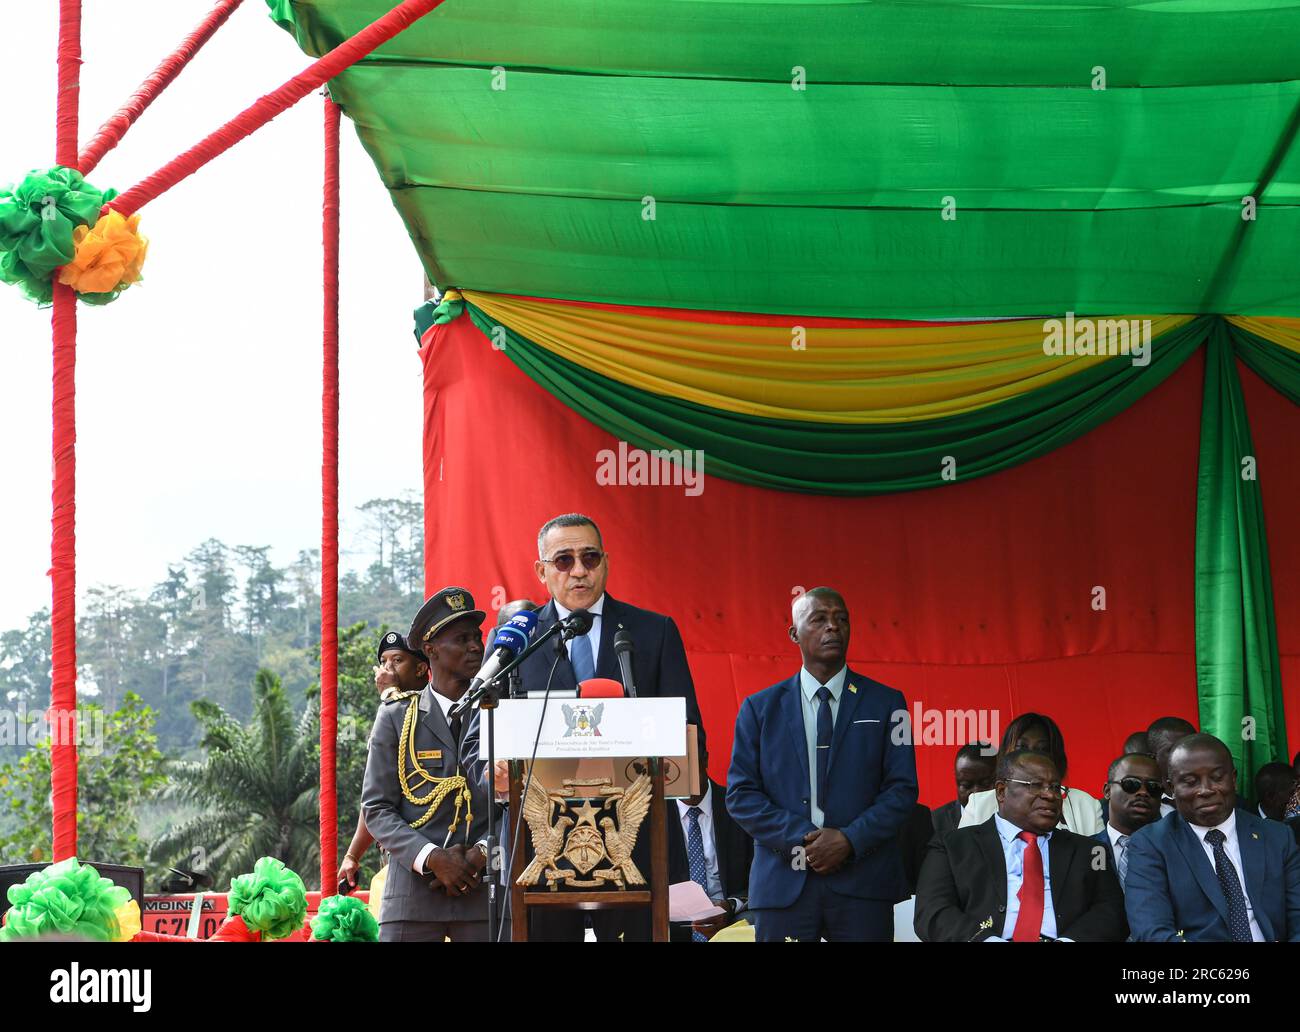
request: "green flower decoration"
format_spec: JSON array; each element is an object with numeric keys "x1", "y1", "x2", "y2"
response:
[
  {"x1": 227, "y1": 857, "x2": 308, "y2": 941},
  {"x1": 0, "y1": 167, "x2": 117, "y2": 305},
  {"x1": 0, "y1": 857, "x2": 130, "y2": 942},
  {"x1": 310, "y1": 893, "x2": 379, "y2": 943}
]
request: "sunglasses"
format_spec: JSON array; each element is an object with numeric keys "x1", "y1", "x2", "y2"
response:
[
  {"x1": 1110, "y1": 777, "x2": 1163, "y2": 797},
  {"x1": 541, "y1": 549, "x2": 606, "y2": 573}
]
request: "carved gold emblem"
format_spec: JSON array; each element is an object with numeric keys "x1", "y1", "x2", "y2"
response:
[
  {"x1": 447, "y1": 592, "x2": 467, "y2": 612},
  {"x1": 516, "y1": 773, "x2": 654, "y2": 890}
]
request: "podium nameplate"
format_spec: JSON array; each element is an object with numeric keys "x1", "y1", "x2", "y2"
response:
[{"x1": 485, "y1": 697, "x2": 686, "y2": 760}]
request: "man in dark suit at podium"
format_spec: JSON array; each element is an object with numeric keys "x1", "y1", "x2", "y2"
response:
[
  {"x1": 476, "y1": 512, "x2": 704, "y2": 942},
  {"x1": 727, "y1": 587, "x2": 918, "y2": 941},
  {"x1": 667, "y1": 729, "x2": 752, "y2": 941}
]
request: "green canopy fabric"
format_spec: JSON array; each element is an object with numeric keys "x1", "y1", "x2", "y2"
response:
[{"x1": 271, "y1": 0, "x2": 1300, "y2": 316}]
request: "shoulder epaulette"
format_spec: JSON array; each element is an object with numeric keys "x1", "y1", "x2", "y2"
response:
[{"x1": 382, "y1": 689, "x2": 422, "y2": 704}]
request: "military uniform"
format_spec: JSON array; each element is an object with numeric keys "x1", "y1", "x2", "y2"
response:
[{"x1": 361, "y1": 588, "x2": 490, "y2": 942}]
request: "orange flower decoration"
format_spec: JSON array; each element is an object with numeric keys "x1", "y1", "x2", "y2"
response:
[{"x1": 57, "y1": 210, "x2": 148, "y2": 296}]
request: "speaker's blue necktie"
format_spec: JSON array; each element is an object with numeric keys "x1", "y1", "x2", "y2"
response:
[
  {"x1": 570, "y1": 630, "x2": 595, "y2": 683},
  {"x1": 815, "y1": 686, "x2": 833, "y2": 811},
  {"x1": 686, "y1": 806, "x2": 709, "y2": 942},
  {"x1": 1204, "y1": 829, "x2": 1252, "y2": 942}
]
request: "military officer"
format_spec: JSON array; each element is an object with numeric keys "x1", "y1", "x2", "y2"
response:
[{"x1": 361, "y1": 587, "x2": 493, "y2": 941}]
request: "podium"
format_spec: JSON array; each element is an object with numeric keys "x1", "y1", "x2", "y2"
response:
[{"x1": 488, "y1": 697, "x2": 688, "y2": 942}]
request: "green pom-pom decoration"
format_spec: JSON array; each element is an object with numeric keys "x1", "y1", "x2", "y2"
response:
[
  {"x1": 311, "y1": 894, "x2": 379, "y2": 943},
  {"x1": 0, "y1": 857, "x2": 131, "y2": 942},
  {"x1": 0, "y1": 167, "x2": 117, "y2": 306},
  {"x1": 227, "y1": 857, "x2": 308, "y2": 941}
]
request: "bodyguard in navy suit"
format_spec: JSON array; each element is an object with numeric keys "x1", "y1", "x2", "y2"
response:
[
  {"x1": 727, "y1": 587, "x2": 918, "y2": 941},
  {"x1": 1125, "y1": 734, "x2": 1300, "y2": 942}
]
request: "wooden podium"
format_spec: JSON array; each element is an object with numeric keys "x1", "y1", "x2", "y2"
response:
[{"x1": 489, "y1": 697, "x2": 688, "y2": 942}]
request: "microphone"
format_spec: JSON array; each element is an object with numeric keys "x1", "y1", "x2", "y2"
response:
[
  {"x1": 559, "y1": 608, "x2": 593, "y2": 637},
  {"x1": 578, "y1": 678, "x2": 624, "y2": 698},
  {"x1": 613, "y1": 629, "x2": 638, "y2": 698},
  {"x1": 468, "y1": 610, "x2": 539, "y2": 694}
]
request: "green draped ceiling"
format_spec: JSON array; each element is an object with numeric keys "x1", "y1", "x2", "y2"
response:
[
  {"x1": 267, "y1": 2, "x2": 1299, "y2": 786},
  {"x1": 271, "y1": 0, "x2": 1300, "y2": 316}
]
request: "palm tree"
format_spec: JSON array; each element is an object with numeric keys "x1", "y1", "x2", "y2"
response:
[{"x1": 152, "y1": 668, "x2": 320, "y2": 886}]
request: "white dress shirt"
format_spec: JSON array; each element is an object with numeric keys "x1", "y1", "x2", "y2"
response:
[
  {"x1": 989, "y1": 813, "x2": 1059, "y2": 941},
  {"x1": 676, "y1": 784, "x2": 724, "y2": 900},
  {"x1": 554, "y1": 594, "x2": 606, "y2": 672},
  {"x1": 1187, "y1": 811, "x2": 1265, "y2": 942},
  {"x1": 798, "y1": 665, "x2": 847, "y2": 828}
]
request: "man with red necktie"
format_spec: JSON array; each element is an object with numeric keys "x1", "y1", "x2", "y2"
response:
[{"x1": 915, "y1": 750, "x2": 1128, "y2": 942}]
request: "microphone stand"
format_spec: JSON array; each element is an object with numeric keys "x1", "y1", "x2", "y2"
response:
[{"x1": 456, "y1": 611, "x2": 591, "y2": 942}]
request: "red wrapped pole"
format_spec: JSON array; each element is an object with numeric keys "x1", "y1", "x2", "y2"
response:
[
  {"x1": 78, "y1": 0, "x2": 246, "y2": 176},
  {"x1": 50, "y1": 0, "x2": 82, "y2": 862},
  {"x1": 319, "y1": 95, "x2": 341, "y2": 895},
  {"x1": 106, "y1": 0, "x2": 448, "y2": 217}
]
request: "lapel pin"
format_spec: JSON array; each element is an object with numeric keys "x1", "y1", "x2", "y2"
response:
[
  {"x1": 1252, "y1": 832, "x2": 1259, "y2": 839},
  {"x1": 848, "y1": 683, "x2": 858, "y2": 694}
]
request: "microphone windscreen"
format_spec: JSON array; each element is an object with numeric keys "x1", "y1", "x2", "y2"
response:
[
  {"x1": 564, "y1": 608, "x2": 593, "y2": 635},
  {"x1": 579, "y1": 678, "x2": 625, "y2": 698},
  {"x1": 613, "y1": 629, "x2": 633, "y2": 655},
  {"x1": 492, "y1": 609, "x2": 538, "y2": 655}
]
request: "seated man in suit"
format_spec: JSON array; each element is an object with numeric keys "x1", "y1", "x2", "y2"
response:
[
  {"x1": 667, "y1": 728, "x2": 753, "y2": 941},
  {"x1": 932, "y1": 742, "x2": 996, "y2": 841},
  {"x1": 1126, "y1": 734, "x2": 1300, "y2": 941},
  {"x1": 1146, "y1": 715, "x2": 1197, "y2": 816},
  {"x1": 727, "y1": 587, "x2": 918, "y2": 942},
  {"x1": 914, "y1": 749, "x2": 1127, "y2": 942},
  {"x1": 1095, "y1": 752, "x2": 1162, "y2": 893},
  {"x1": 1100, "y1": 733, "x2": 1155, "y2": 826},
  {"x1": 1254, "y1": 761, "x2": 1299, "y2": 823}
]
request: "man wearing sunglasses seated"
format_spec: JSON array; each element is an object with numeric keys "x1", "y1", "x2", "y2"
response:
[
  {"x1": 1096, "y1": 753, "x2": 1163, "y2": 893},
  {"x1": 914, "y1": 749, "x2": 1128, "y2": 942}
]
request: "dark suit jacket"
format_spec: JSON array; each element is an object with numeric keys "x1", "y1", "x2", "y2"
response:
[
  {"x1": 931, "y1": 799, "x2": 961, "y2": 842},
  {"x1": 460, "y1": 592, "x2": 703, "y2": 923},
  {"x1": 666, "y1": 780, "x2": 754, "y2": 941},
  {"x1": 362, "y1": 686, "x2": 490, "y2": 924},
  {"x1": 914, "y1": 816, "x2": 1128, "y2": 942},
  {"x1": 1093, "y1": 828, "x2": 1119, "y2": 888},
  {"x1": 520, "y1": 595, "x2": 702, "y2": 722},
  {"x1": 726, "y1": 668, "x2": 917, "y2": 909},
  {"x1": 1124, "y1": 808, "x2": 1300, "y2": 942},
  {"x1": 897, "y1": 803, "x2": 933, "y2": 899},
  {"x1": 464, "y1": 594, "x2": 703, "y2": 772}
]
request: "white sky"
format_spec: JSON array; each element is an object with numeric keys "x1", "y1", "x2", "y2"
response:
[{"x1": 0, "y1": 2, "x2": 427, "y2": 629}]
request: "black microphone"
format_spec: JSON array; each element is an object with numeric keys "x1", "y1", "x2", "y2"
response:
[
  {"x1": 560, "y1": 608, "x2": 593, "y2": 637},
  {"x1": 613, "y1": 629, "x2": 637, "y2": 698}
]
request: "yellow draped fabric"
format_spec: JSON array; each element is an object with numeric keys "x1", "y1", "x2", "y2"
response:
[
  {"x1": 464, "y1": 291, "x2": 1192, "y2": 424},
  {"x1": 1227, "y1": 316, "x2": 1300, "y2": 355}
]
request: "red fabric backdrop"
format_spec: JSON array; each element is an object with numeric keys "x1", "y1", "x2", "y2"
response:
[{"x1": 420, "y1": 316, "x2": 1300, "y2": 805}]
